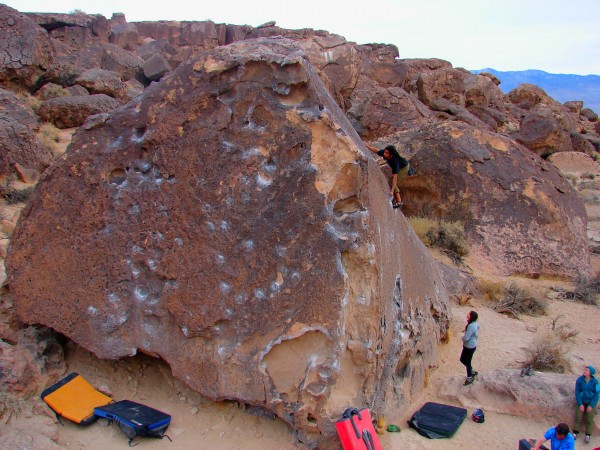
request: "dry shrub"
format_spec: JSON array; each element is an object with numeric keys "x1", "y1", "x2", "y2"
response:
[
  {"x1": 477, "y1": 279, "x2": 505, "y2": 302},
  {"x1": 407, "y1": 217, "x2": 437, "y2": 245},
  {"x1": 37, "y1": 122, "x2": 64, "y2": 155},
  {"x1": 553, "y1": 273, "x2": 600, "y2": 306},
  {"x1": 550, "y1": 315, "x2": 579, "y2": 341},
  {"x1": 12, "y1": 88, "x2": 41, "y2": 113},
  {"x1": 522, "y1": 332, "x2": 570, "y2": 373},
  {"x1": 39, "y1": 83, "x2": 69, "y2": 100},
  {"x1": 0, "y1": 177, "x2": 34, "y2": 204},
  {"x1": 407, "y1": 216, "x2": 469, "y2": 264},
  {"x1": 493, "y1": 283, "x2": 547, "y2": 318},
  {"x1": 572, "y1": 273, "x2": 600, "y2": 305}
]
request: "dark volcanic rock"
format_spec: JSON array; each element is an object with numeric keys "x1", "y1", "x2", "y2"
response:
[
  {"x1": 7, "y1": 38, "x2": 449, "y2": 446},
  {"x1": 347, "y1": 76, "x2": 431, "y2": 139},
  {"x1": 0, "y1": 5, "x2": 55, "y2": 88},
  {"x1": 516, "y1": 107, "x2": 573, "y2": 156},
  {"x1": 417, "y1": 67, "x2": 471, "y2": 107},
  {"x1": 142, "y1": 53, "x2": 171, "y2": 81},
  {"x1": 109, "y1": 22, "x2": 139, "y2": 51},
  {"x1": 0, "y1": 89, "x2": 53, "y2": 177},
  {"x1": 399, "y1": 121, "x2": 590, "y2": 279},
  {"x1": 37, "y1": 94, "x2": 121, "y2": 128}
]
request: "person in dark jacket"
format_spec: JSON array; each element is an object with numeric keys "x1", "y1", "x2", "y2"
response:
[
  {"x1": 573, "y1": 365, "x2": 599, "y2": 443},
  {"x1": 366, "y1": 144, "x2": 410, "y2": 208}
]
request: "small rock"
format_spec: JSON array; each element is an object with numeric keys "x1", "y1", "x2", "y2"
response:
[
  {"x1": 190, "y1": 406, "x2": 199, "y2": 416},
  {"x1": 526, "y1": 325, "x2": 537, "y2": 333}
]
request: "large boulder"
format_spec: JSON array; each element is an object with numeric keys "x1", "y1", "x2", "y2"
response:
[
  {"x1": 6, "y1": 38, "x2": 450, "y2": 446},
  {"x1": 0, "y1": 89, "x2": 53, "y2": 177},
  {"x1": 516, "y1": 106, "x2": 574, "y2": 156},
  {"x1": 346, "y1": 76, "x2": 431, "y2": 139},
  {"x1": 417, "y1": 67, "x2": 471, "y2": 107},
  {"x1": 37, "y1": 94, "x2": 121, "y2": 128},
  {"x1": 464, "y1": 73, "x2": 505, "y2": 109},
  {"x1": 399, "y1": 58, "x2": 452, "y2": 94},
  {"x1": 108, "y1": 22, "x2": 139, "y2": 51},
  {"x1": 142, "y1": 53, "x2": 171, "y2": 82},
  {"x1": 507, "y1": 83, "x2": 548, "y2": 109},
  {"x1": 296, "y1": 34, "x2": 361, "y2": 101},
  {"x1": 75, "y1": 68, "x2": 127, "y2": 98},
  {"x1": 0, "y1": 5, "x2": 55, "y2": 88},
  {"x1": 399, "y1": 121, "x2": 590, "y2": 279}
]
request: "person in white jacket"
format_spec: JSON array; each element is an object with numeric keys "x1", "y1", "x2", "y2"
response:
[{"x1": 460, "y1": 310, "x2": 480, "y2": 385}]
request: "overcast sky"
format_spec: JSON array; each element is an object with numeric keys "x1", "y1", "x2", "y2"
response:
[{"x1": 8, "y1": 0, "x2": 600, "y2": 75}]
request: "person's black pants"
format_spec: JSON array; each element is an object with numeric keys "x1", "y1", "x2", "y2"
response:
[{"x1": 460, "y1": 346, "x2": 477, "y2": 377}]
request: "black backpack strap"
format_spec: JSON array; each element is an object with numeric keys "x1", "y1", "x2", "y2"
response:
[
  {"x1": 362, "y1": 429, "x2": 375, "y2": 450},
  {"x1": 340, "y1": 407, "x2": 365, "y2": 440}
]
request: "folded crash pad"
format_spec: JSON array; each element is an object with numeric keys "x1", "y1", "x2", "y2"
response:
[
  {"x1": 407, "y1": 402, "x2": 467, "y2": 439},
  {"x1": 41, "y1": 372, "x2": 113, "y2": 425}
]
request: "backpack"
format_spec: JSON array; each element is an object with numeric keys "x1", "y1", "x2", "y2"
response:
[
  {"x1": 471, "y1": 408, "x2": 485, "y2": 423},
  {"x1": 94, "y1": 400, "x2": 171, "y2": 446}
]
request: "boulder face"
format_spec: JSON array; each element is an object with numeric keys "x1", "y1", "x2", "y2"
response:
[
  {"x1": 0, "y1": 5, "x2": 55, "y2": 88},
  {"x1": 400, "y1": 121, "x2": 590, "y2": 279},
  {"x1": 7, "y1": 38, "x2": 450, "y2": 445},
  {"x1": 0, "y1": 88, "x2": 53, "y2": 177},
  {"x1": 37, "y1": 93, "x2": 121, "y2": 128}
]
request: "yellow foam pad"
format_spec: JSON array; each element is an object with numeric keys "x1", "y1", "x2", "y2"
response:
[{"x1": 43, "y1": 374, "x2": 112, "y2": 423}]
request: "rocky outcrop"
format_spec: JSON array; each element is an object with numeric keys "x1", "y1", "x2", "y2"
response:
[
  {"x1": 0, "y1": 327, "x2": 65, "y2": 395},
  {"x1": 0, "y1": 5, "x2": 55, "y2": 88},
  {"x1": 398, "y1": 121, "x2": 590, "y2": 279},
  {"x1": 28, "y1": 11, "x2": 109, "y2": 45},
  {"x1": 0, "y1": 415, "x2": 63, "y2": 450},
  {"x1": 0, "y1": 89, "x2": 53, "y2": 177},
  {"x1": 6, "y1": 38, "x2": 450, "y2": 447},
  {"x1": 438, "y1": 369, "x2": 600, "y2": 432}
]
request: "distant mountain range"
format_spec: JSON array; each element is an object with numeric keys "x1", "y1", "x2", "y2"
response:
[{"x1": 472, "y1": 68, "x2": 600, "y2": 114}]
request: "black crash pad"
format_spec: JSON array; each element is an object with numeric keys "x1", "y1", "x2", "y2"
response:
[{"x1": 407, "y1": 402, "x2": 468, "y2": 439}]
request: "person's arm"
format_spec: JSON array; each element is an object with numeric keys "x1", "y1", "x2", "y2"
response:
[
  {"x1": 462, "y1": 323, "x2": 474, "y2": 343},
  {"x1": 575, "y1": 378, "x2": 583, "y2": 406},
  {"x1": 390, "y1": 173, "x2": 397, "y2": 196},
  {"x1": 589, "y1": 379, "x2": 600, "y2": 409},
  {"x1": 532, "y1": 436, "x2": 548, "y2": 450},
  {"x1": 365, "y1": 144, "x2": 379, "y2": 153}
]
